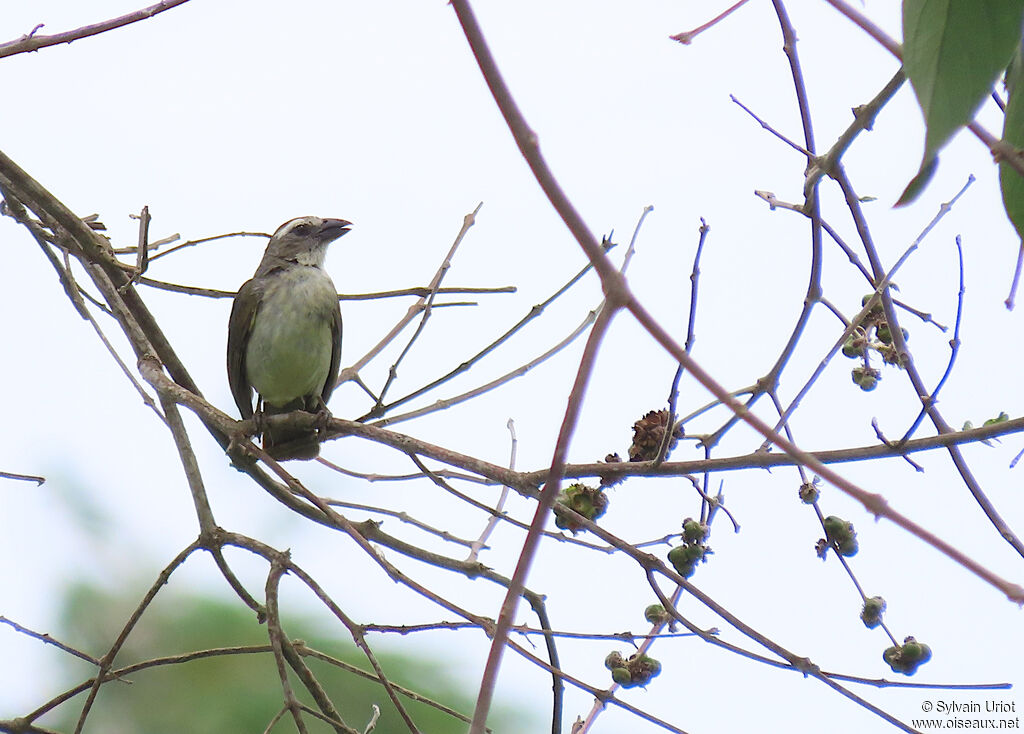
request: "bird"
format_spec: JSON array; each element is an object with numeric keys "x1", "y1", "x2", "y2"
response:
[{"x1": 227, "y1": 215, "x2": 352, "y2": 460}]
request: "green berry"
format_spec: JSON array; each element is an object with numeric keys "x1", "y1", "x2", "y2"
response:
[
  {"x1": 684, "y1": 544, "x2": 706, "y2": 562},
  {"x1": 860, "y1": 596, "x2": 886, "y2": 628},
  {"x1": 984, "y1": 411, "x2": 1010, "y2": 426},
  {"x1": 883, "y1": 645, "x2": 900, "y2": 666},
  {"x1": 798, "y1": 481, "x2": 819, "y2": 504},
  {"x1": 667, "y1": 545, "x2": 688, "y2": 567},
  {"x1": 841, "y1": 336, "x2": 864, "y2": 359},
  {"x1": 667, "y1": 545, "x2": 700, "y2": 578},
  {"x1": 644, "y1": 604, "x2": 667, "y2": 624},
  {"x1": 851, "y1": 366, "x2": 880, "y2": 391},
  {"x1": 640, "y1": 655, "x2": 661, "y2": 673},
  {"x1": 611, "y1": 667, "x2": 632, "y2": 685},
  {"x1": 632, "y1": 655, "x2": 662, "y2": 685},
  {"x1": 838, "y1": 537, "x2": 859, "y2": 556},
  {"x1": 823, "y1": 516, "x2": 850, "y2": 543},
  {"x1": 882, "y1": 637, "x2": 933, "y2": 675},
  {"x1": 682, "y1": 518, "x2": 707, "y2": 543},
  {"x1": 553, "y1": 484, "x2": 609, "y2": 533},
  {"x1": 823, "y1": 516, "x2": 858, "y2": 556},
  {"x1": 861, "y1": 294, "x2": 884, "y2": 316},
  {"x1": 604, "y1": 651, "x2": 625, "y2": 670}
]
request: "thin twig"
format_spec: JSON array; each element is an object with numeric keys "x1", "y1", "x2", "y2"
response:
[
  {"x1": 298, "y1": 646, "x2": 489, "y2": 730},
  {"x1": 803, "y1": 68, "x2": 906, "y2": 200},
  {"x1": 0, "y1": 471, "x2": 46, "y2": 485},
  {"x1": 822, "y1": 0, "x2": 1024, "y2": 179},
  {"x1": 873, "y1": 418, "x2": 924, "y2": 473},
  {"x1": 753, "y1": 189, "x2": 947, "y2": 329},
  {"x1": 147, "y1": 229, "x2": 263, "y2": 262},
  {"x1": 363, "y1": 234, "x2": 614, "y2": 421},
  {"x1": 0, "y1": 186, "x2": 166, "y2": 421},
  {"x1": 833, "y1": 163, "x2": 1024, "y2": 560},
  {"x1": 158, "y1": 393, "x2": 216, "y2": 532},
  {"x1": 404, "y1": 453, "x2": 616, "y2": 552},
  {"x1": 373, "y1": 203, "x2": 483, "y2": 407},
  {"x1": 0, "y1": 616, "x2": 100, "y2": 666},
  {"x1": 372, "y1": 306, "x2": 598, "y2": 428},
  {"x1": 265, "y1": 558, "x2": 315, "y2": 734},
  {"x1": 0, "y1": 0, "x2": 192, "y2": 59},
  {"x1": 619, "y1": 205, "x2": 653, "y2": 275},
  {"x1": 454, "y1": 1, "x2": 1024, "y2": 620},
  {"x1": 536, "y1": 415, "x2": 1024, "y2": 482},
  {"x1": 575, "y1": 584, "x2": 686, "y2": 734},
  {"x1": 73, "y1": 543, "x2": 201, "y2": 734},
  {"x1": 707, "y1": 3, "x2": 826, "y2": 450},
  {"x1": 899, "y1": 234, "x2": 966, "y2": 443},
  {"x1": 468, "y1": 304, "x2": 619, "y2": 734},
  {"x1": 325, "y1": 498, "x2": 478, "y2": 548},
  {"x1": 655, "y1": 218, "x2": 710, "y2": 469},
  {"x1": 766, "y1": 175, "x2": 974, "y2": 443},
  {"x1": 730, "y1": 94, "x2": 811, "y2": 158},
  {"x1": 1006, "y1": 240, "x2": 1024, "y2": 310},
  {"x1": 467, "y1": 418, "x2": 517, "y2": 561},
  {"x1": 670, "y1": 0, "x2": 752, "y2": 45},
  {"x1": 129, "y1": 205, "x2": 150, "y2": 282}
]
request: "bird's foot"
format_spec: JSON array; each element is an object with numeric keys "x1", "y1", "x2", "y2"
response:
[
  {"x1": 312, "y1": 405, "x2": 333, "y2": 445},
  {"x1": 226, "y1": 426, "x2": 260, "y2": 469}
]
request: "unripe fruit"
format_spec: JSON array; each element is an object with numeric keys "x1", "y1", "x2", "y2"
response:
[
  {"x1": 644, "y1": 604, "x2": 667, "y2": 624},
  {"x1": 611, "y1": 667, "x2": 632, "y2": 685}
]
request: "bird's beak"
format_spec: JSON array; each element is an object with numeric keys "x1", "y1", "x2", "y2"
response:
[{"x1": 319, "y1": 218, "x2": 353, "y2": 242}]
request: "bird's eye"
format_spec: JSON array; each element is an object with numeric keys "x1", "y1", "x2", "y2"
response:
[{"x1": 292, "y1": 223, "x2": 312, "y2": 236}]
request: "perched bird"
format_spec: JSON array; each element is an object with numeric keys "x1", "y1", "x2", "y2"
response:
[{"x1": 227, "y1": 216, "x2": 352, "y2": 460}]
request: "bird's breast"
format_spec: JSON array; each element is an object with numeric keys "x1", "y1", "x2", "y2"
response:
[{"x1": 245, "y1": 267, "x2": 338, "y2": 407}]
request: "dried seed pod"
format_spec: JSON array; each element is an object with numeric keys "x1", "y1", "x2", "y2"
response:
[{"x1": 629, "y1": 410, "x2": 683, "y2": 462}]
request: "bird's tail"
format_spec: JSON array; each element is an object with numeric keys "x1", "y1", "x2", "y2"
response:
[{"x1": 261, "y1": 400, "x2": 322, "y2": 461}]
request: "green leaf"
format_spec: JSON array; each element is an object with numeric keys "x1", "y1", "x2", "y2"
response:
[
  {"x1": 1000, "y1": 42, "x2": 1024, "y2": 241},
  {"x1": 896, "y1": 155, "x2": 939, "y2": 206},
  {"x1": 983, "y1": 411, "x2": 1010, "y2": 426},
  {"x1": 901, "y1": 0, "x2": 1024, "y2": 203}
]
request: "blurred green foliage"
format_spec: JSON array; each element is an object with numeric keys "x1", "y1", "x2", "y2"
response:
[{"x1": 43, "y1": 582, "x2": 531, "y2": 733}]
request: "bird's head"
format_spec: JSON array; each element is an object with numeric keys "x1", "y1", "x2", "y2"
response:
[{"x1": 261, "y1": 215, "x2": 353, "y2": 269}]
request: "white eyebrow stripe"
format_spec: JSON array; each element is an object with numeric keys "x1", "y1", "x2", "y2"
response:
[{"x1": 274, "y1": 216, "x2": 319, "y2": 239}]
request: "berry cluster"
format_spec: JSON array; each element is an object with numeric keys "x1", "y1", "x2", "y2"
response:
[
  {"x1": 841, "y1": 295, "x2": 910, "y2": 391},
  {"x1": 667, "y1": 517, "x2": 711, "y2": 579},
  {"x1": 604, "y1": 651, "x2": 663, "y2": 689}
]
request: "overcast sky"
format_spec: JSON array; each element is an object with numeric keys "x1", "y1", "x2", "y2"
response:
[{"x1": 2, "y1": 2, "x2": 1022, "y2": 732}]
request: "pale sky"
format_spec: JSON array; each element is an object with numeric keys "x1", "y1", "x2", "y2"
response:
[{"x1": 2, "y1": 2, "x2": 1022, "y2": 732}]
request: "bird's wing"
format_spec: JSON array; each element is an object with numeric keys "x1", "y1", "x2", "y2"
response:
[
  {"x1": 321, "y1": 298, "x2": 343, "y2": 406},
  {"x1": 227, "y1": 278, "x2": 262, "y2": 419}
]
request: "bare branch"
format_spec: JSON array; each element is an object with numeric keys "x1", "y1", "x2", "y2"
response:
[{"x1": 0, "y1": 1, "x2": 192, "y2": 59}]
